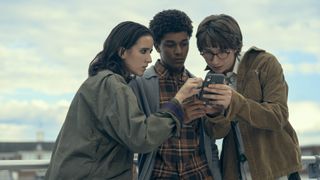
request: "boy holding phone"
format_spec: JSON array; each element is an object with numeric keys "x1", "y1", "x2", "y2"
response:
[{"x1": 196, "y1": 14, "x2": 302, "y2": 180}]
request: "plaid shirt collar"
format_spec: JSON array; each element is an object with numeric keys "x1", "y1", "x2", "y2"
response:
[{"x1": 154, "y1": 59, "x2": 189, "y2": 81}]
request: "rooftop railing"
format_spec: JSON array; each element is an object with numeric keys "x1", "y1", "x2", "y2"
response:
[
  {"x1": 0, "y1": 155, "x2": 319, "y2": 179},
  {"x1": 303, "y1": 155, "x2": 320, "y2": 179},
  {"x1": 0, "y1": 159, "x2": 49, "y2": 171}
]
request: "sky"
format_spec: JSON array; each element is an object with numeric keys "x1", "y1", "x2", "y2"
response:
[{"x1": 0, "y1": 0, "x2": 319, "y2": 146}]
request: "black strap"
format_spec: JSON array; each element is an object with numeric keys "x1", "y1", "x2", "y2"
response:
[
  {"x1": 231, "y1": 121, "x2": 244, "y2": 180},
  {"x1": 288, "y1": 172, "x2": 301, "y2": 180}
]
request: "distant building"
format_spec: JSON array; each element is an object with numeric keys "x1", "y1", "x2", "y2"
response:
[
  {"x1": 0, "y1": 142, "x2": 54, "y2": 160},
  {"x1": 0, "y1": 141, "x2": 54, "y2": 180},
  {"x1": 301, "y1": 145, "x2": 320, "y2": 156},
  {"x1": 300, "y1": 145, "x2": 320, "y2": 177}
]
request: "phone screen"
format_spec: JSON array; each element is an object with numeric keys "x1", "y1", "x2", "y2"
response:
[{"x1": 199, "y1": 73, "x2": 225, "y2": 101}]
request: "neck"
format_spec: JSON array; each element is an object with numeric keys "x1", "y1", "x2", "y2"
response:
[{"x1": 163, "y1": 63, "x2": 184, "y2": 74}]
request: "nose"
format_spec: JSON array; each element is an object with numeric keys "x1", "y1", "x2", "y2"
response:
[
  {"x1": 146, "y1": 54, "x2": 152, "y2": 64},
  {"x1": 207, "y1": 55, "x2": 220, "y2": 65},
  {"x1": 174, "y1": 45, "x2": 182, "y2": 54}
]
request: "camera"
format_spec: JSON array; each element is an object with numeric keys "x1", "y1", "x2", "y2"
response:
[{"x1": 198, "y1": 72, "x2": 225, "y2": 102}]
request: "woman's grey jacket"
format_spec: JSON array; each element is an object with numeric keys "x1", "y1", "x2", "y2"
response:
[{"x1": 45, "y1": 70, "x2": 184, "y2": 180}]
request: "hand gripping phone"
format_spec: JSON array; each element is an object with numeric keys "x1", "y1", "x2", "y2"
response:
[{"x1": 198, "y1": 72, "x2": 225, "y2": 102}]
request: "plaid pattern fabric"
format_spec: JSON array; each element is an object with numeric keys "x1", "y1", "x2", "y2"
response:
[{"x1": 151, "y1": 60, "x2": 213, "y2": 179}]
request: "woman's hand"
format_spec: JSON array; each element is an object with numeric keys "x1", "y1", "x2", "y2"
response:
[{"x1": 174, "y1": 77, "x2": 202, "y2": 104}]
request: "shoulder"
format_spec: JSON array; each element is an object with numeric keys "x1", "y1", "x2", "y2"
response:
[
  {"x1": 84, "y1": 70, "x2": 128, "y2": 93},
  {"x1": 97, "y1": 70, "x2": 125, "y2": 82},
  {"x1": 143, "y1": 65, "x2": 158, "y2": 79},
  {"x1": 245, "y1": 46, "x2": 276, "y2": 60},
  {"x1": 243, "y1": 46, "x2": 280, "y2": 66},
  {"x1": 242, "y1": 47, "x2": 284, "y2": 76},
  {"x1": 129, "y1": 66, "x2": 160, "y2": 94},
  {"x1": 132, "y1": 65, "x2": 158, "y2": 83}
]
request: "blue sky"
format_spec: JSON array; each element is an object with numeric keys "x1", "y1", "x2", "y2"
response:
[{"x1": 0, "y1": 0, "x2": 319, "y2": 146}]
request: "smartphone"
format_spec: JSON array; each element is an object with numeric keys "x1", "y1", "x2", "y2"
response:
[{"x1": 198, "y1": 72, "x2": 225, "y2": 101}]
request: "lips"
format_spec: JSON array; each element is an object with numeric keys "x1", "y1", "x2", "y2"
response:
[
  {"x1": 175, "y1": 58, "x2": 185, "y2": 61},
  {"x1": 209, "y1": 65, "x2": 222, "y2": 72},
  {"x1": 174, "y1": 59, "x2": 185, "y2": 65}
]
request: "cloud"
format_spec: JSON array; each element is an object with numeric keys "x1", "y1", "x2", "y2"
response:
[
  {"x1": 297, "y1": 131, "x2": 320, "y2": 146},
  {"x1": 0, "y1": 44, "x2": 86, "y2": 95},
  {"x1": 289, "y1": 101, "x2": 320, "y2": 133},
  {"x1": 0, "y1": 124, "x2": 31, "y2": 141},
  {"x1": 0, "y1": 99, "x2": 69, "y2": 141},
  {"x1": 0, "y1": 1, "x2": 160, "y2": 96},
  {"x1": 0, "y1": 0, "x2": 319, "y2": 145},
  {"x1": 0, "y1": 0, "x2": 320, "y2": 97},
  {"x1": 282, "y1": 63, "x2": 320, "y2": 74},
  {"x1": 0, "y1": 97, "x2": 319, "y2": 144},
  {"x1": 0, "y1": 99, "x2": 69, "y2": 125}
]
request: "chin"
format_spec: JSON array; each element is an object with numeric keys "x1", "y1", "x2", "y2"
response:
[
  {"x1": 135, "y1": 72, "x2": 144, "y2": 76},
  {"x1": 174, "y1": 66, "x2": 184, "y2": 72}
]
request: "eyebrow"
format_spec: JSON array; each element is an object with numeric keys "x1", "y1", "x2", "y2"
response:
[
  {"x1": 140, "y1": 47, "x2": 152, "y2": 51},
  {"x1": 203, "y1": 47, "x2": 220, "y2": 52},
  {"x1": 164, "y1": 39, "x2": 189, "y2": 43}
]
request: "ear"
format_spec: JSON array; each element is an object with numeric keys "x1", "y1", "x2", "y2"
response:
[{"x1": 118, "y1": 47, "x2": 126, "y2": 59}]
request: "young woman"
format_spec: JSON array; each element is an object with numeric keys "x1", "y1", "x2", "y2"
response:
[{"x1": 45, "y1": 21, "x2": 202, "y2": 179}]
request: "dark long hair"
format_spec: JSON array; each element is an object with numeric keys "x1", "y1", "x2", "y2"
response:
[{"x1": 88, "y1": 21, "x2": 153, "y2": 79}]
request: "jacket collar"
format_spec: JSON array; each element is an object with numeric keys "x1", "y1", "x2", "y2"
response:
[{"x1": 143, "y1": 65, "x2": 158, "y2": 79}]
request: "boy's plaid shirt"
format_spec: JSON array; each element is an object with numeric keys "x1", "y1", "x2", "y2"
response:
[{"x1": 151, "y1": 60, "x2": 213, "y2": 179}]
